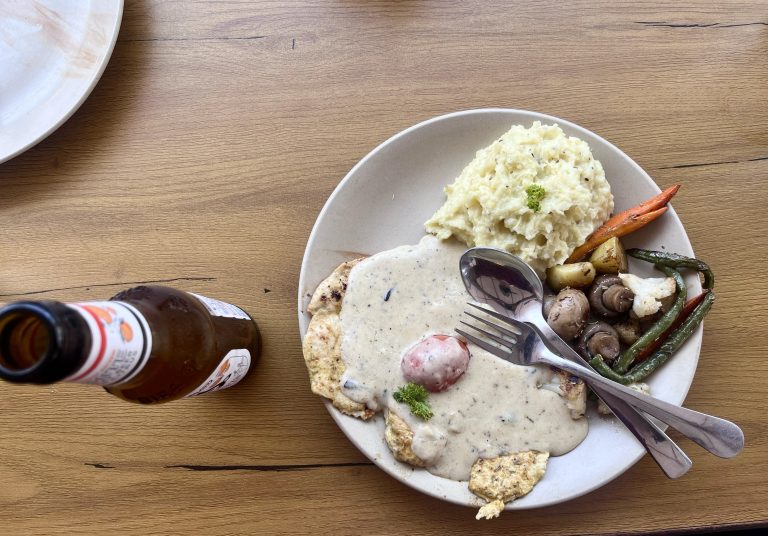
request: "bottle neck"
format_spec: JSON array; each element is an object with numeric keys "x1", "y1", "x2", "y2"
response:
[
  {"x1": 0, "y1": 301, "x2": 91, "y2": 384},
  {"x1": 0, "y1": 300, "x2": 153, "y2": 386}
]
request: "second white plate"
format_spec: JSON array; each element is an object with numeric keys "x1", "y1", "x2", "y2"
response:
[{"x1": 0, "y1": 0, "x2": 124, "y2": 163}]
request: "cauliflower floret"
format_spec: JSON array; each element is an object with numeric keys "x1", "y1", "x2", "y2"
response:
[
  {"x1": 618, "y1": 273, "x2": 676, "y2": 318},
  {"x1": 597, "y1": 382, "x2": 651, "y2": 415}
]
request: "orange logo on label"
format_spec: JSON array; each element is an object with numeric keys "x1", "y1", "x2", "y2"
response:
[
  {"x1": 119, "y1": 321, "x2": 134, "y2": 342},
  {"x1": 83, "y1": 305, "x2": 114, "y2": 325},
  {"x1": 219, "y1": 360, "x2": 231, "y2": 374}
]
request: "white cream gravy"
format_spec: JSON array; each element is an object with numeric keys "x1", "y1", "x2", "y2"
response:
[{"x1": 339, "y1": 235, "x2": 588, "y2": 481}]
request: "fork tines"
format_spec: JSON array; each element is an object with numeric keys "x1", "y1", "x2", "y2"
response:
[
  {"x1": 466, "y1": 302, "x2": 523, "y2": 331},
  {"x1": 456, "y1": 305, "x2": 520, "y2": 359}
]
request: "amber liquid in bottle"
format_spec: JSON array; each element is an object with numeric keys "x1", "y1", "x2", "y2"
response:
[{"x1": 0, "y1": 286, "x2": 260, "y2": 404}]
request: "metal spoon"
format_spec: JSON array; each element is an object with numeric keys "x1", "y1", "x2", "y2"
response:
[{"x1": 459, "y1": 247, "x2": 694, "y2": 477}]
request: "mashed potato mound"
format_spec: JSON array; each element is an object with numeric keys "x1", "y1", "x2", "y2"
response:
[{"x1": 425, "y1": 122, "x2": 613, "y2": 276}]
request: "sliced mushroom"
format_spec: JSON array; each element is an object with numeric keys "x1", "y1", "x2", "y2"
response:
[
  {"x1": 578, "y1": 321, "x2": 621, "y2": 361},
  {"x1": 546, "y1": 288, "x2": 589, "y2": 340},
  {"x1": 588, "y1": 274, "x2": 634, "y2": 318},
  {"x1": 614, "y1": 318, "x2": 642, "y2": 346}
]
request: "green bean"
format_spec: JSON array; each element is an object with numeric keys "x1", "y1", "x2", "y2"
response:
[
  {"x1": 589, "y1": 291, "x2": 715, "y2": 384},
  {"x1": 612, "y1": 266, "x2": 686, "y2": 374},
  {"x1": 627, "y1": 248, "x2": 715, "y2": 289},
  {"x1": 621, "y1": 290, "x2": 715, "y2": 383},
  {"x1": 589, "y1": 355, "x2": 631, "y2": 384}
]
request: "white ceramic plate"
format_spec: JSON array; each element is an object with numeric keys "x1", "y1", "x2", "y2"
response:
[
  {"x1": 0, "y1": 0, "x2": 123, "y2": 163},
  {"x1": 298, "y1": 109, "x2": 702, "y2": 510}
]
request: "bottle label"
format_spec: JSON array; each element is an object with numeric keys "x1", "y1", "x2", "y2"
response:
[
  {"x1": 190, "y1": 293, "x2": 251, "y2": 320},
  {"x1": 65, "y1": 301, "x2": 152, "y2": 386},
  {"x1": 185, "y1": 349, "x2": 251, "y2": 397}
]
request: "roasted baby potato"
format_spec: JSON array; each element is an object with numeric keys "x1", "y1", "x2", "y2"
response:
[
  {"x1": 545, "y1": 262, "x2": 596, "y2": 291},
  {"x1": 589, "y1": 237, "x2": 628, "y2": 274}
]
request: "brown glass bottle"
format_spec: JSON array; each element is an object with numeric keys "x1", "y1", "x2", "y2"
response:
[{"x1": 0, "y1": 285, "x2": 260, "y2": 404}]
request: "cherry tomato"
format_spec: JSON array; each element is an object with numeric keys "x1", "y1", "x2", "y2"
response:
[{"x1": 400, "y1": 334, "x2": 470, "y2": 392}]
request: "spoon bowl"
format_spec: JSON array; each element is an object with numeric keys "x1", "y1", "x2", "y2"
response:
[{"x1": 459, "y1": 247, "x2": 544, "y2": 318}]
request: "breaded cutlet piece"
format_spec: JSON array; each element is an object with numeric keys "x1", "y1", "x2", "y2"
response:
[
  {"x1": 384, "y1": 410, "x2": 427, "y2": 467},
  {"x1": 302, "y1": 259, "x2": 375, "y2": 420},
  {"x1": 469, "y1": 451, "x2": 549, "y2": 520}
]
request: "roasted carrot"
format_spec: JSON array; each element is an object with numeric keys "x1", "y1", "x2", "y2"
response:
[
  {"x1": 566, "y1": 206, "x2": 668, "y2": 262},
  {"x1": 594, "y1": 184, "x2": 681, "y2": 236},
  {"x1": 633, "y1": 290, "x2": 710, "y2": 365},
  {"x1": 566, "y1": 184, "x2": 681, "y2": 263},
  {"x1": 606, "y1": 184, "x2": 680, "y2": 229}
]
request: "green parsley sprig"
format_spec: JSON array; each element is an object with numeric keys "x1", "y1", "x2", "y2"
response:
[
  {"x1": 393, "y1": 382, "x2": 433, "y2": 420},
  {"x1": 525, "y1": 184, "x2": 546, "y2": 212}
]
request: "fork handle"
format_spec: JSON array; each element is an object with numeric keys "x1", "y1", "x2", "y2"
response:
[
  {"x1": 539, "y1": 343, "x2": 744, "y2": 458},
  {"x1": 533, "y1": 321, "x2": 692, "y2": 478}
]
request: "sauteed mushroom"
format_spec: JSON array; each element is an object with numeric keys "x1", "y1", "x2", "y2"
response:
[
  {"x1": 578, "y1": 321, "x2": 621, "y2": 361},
  {"x1": 546, "y1": 288, "x2": 589, "y2": 340},
  {"x1": 614, "y1": 318, "x2": 642, "y2": 346},
  {"x1": 588, "y1": 274, "x2": 634, "y2": 318}
]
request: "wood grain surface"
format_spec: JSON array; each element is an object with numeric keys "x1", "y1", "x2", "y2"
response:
[{"x1": 1, "y1": 1, "x2": 767, "y2": 534}]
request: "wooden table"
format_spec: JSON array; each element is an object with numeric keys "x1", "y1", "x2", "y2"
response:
[{"x1": 1, "y1": 1, "x2": 766, "y2": 534}]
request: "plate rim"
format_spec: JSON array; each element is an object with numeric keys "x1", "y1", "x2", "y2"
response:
[
  {"x1": 297, "y1": 108, "x2": 702, "y2": 510},
  {"x1": 0, "y1": 0, "x2": 125, "y2": 164}
]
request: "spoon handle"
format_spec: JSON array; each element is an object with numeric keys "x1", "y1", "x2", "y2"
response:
[
  {"x1": 534, "y1": 334, "x2": 744, "y2": 459},
  {"x1": 532, "y1": 318, "x2": 693, "y2": 477}
]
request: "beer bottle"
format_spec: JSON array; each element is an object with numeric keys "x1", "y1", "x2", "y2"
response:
[{"x1": 0, "y1": 285, "x2": 260, "y2": 403}]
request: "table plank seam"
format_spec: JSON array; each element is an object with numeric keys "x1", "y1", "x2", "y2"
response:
[
  {"x1": 163, "y1": 462, "x2": 373, "y2": 472},
  {"x1": 119, "y1": 36, "x2": 268, "y2": 43},
  {"x1": 658, "y1": 155, "x2": 768, "y2": 170},
  {"x1": 634, "y1": 21, "x2": 768, "y2": 29},
  {"x1": 0, "y1": 277, "x2": 218, "y2": 298}
]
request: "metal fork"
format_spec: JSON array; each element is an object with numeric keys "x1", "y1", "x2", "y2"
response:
[{"x1": 456, "y1": 305, "x2": 744, "y2": 459}]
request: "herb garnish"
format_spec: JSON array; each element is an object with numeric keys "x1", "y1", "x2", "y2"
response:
[
  {"x1": 393, "y1": 382, "x2": 433, "y2": 420},
  {"x1": 525, "y1": 184, "x2": 546, "y2": 212}
]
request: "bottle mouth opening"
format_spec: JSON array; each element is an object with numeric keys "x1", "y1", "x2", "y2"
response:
[{"x1": 0, "y1": 306, "x2": 55, "y2": 377}]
